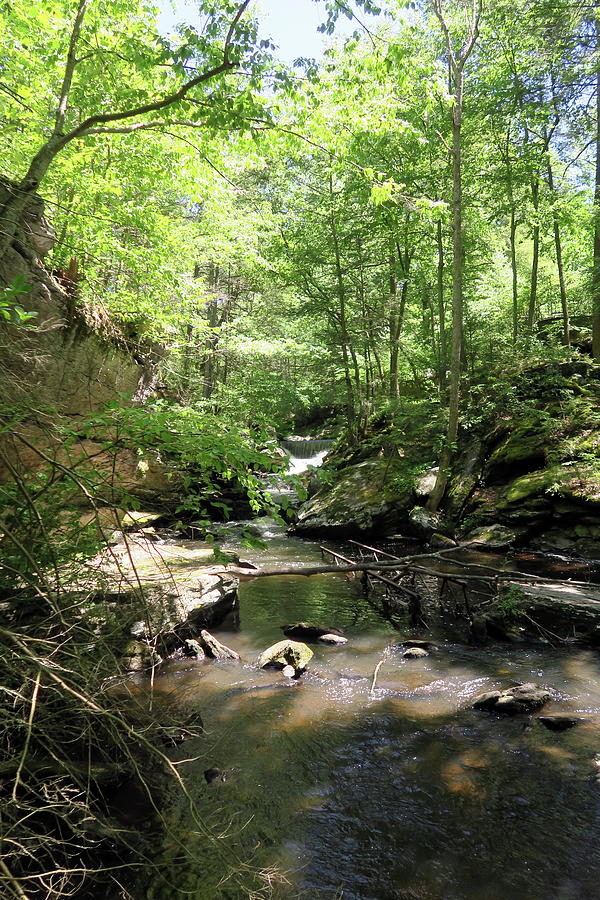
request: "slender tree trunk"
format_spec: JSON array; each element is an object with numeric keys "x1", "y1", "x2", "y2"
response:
[
  {"x1": 329, "y1": 173, "x2": 356, "y2": 436},
  {"x1": 504, "y1": 132, "x2": 519, "y2": 345},
  {"x1": 593, "y1": 15, "x2": 600, "y2": 360},
  {"x1": 428, "y1": 66, "x2": 466, "y2": 512},
  {"x1": 546, "y1": 157, "x2": 570, "y2": 345},
  {"x1": 526, "y1": 178, "x2": 540, "y2": 334},
  {"x1": 436, "y1": 219, "x2": 447, "y2": 389},
  {"x1": 389, "y1": 251, "x2": 400, "y2": 399},
  {"x1": 510, "y1": 207, "x2": 519, "y2": 343}
]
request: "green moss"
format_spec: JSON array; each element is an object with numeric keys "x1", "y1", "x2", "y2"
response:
[
  {"x1": 487, "y1": 423, "x2": 547, "y2": 470},
  {"x1": 296, "y1": 458, "x2": 415, "y2": 533},
  {"x1": 499, "y1": 465, "x2": 600, "y2": 508}
]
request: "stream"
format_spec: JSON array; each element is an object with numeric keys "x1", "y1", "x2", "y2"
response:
[{"x1": 130, "y1": 522, "x2": 600, "y2": 900}]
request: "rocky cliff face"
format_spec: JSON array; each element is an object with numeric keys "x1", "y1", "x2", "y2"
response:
[
  {"x1": 294, "y1": 360, "x2": 600, "y2": 557},
  {"x1": 455, "y1": 361, "x2": 600, "y2": 558},
  {"x1": 0, "y1": 181, "x2": 174, "y2": 506}
]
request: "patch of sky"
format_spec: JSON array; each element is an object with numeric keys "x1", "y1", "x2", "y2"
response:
[{"x1": 157, "y1": 0, "x2": 361, "y2": 62}]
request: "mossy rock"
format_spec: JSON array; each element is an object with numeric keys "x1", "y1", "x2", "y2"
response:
[
  {"x1": 465, "y1": 523, "x2": 517, "y2": 549},
  {"x1": 294, "y1": 458, "x2": 415, "y2": 536},
  {"x1": 499, "y1": 465, "x2": 600, "y2": 509},
  {"x1": 486, "y1": 423, "x2": 547, "y2": 474},
  {"x1": 258, "y1": 639, "x2": 314, "y2": 670}
]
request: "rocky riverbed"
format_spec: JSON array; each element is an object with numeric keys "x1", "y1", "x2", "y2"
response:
[{"x1": 102, "y1": 521, "x2": 600, "y2": 900}]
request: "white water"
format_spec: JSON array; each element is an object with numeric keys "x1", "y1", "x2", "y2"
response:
[{"x1": 288, "y1": 448, "x2": 329, "y2": 475}]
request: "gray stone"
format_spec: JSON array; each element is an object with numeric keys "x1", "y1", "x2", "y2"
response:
[
  {"x1": 415, "y1": 467, "x2": 439, "y2": 499},
  {"x1": 184, "y1": 639, "x2": 205, "y2": 660},
  {"x1": 199, "y1": 629, "x2": 239, "y2": 660},
  {"x1": 401, "y1": 640, "x2": 437, "y2": 651},
  {"x1": 121, "y1": 639, "x2": 161, "y2": 672},
  {"x1": 294, "y1": 458, "x2": 415, "y2": 537},
  {"x1": 472, "y1": 683, "x2": 552, "y2": 715},
  {"x1": 402, "y1": 647, "x2": 429, "y2": 659},
  {"x1": 283, "y1": 622, "x2": 345, "y2": 642},
  {"x1": 408, "y1": 506, "x2": 440, "y2": 539},
  {"x1": 258, "y1": 639, "x2": 313, "y2": 670},
  {"x1": 495, "y1": 581, "x2": 600, "y2": 642},
  {"x1": 465, "y1": 524, "x2": 517, "y2": 549},
  {"x1": 318, "y1": 633, "x2": 348, "y2": 645},
  {"x1": 429, "y1": 532, "x2": 457, "y2": 549}
]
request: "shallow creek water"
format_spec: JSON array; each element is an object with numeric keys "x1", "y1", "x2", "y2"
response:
[{"x1": 135, "y1": 526, "x2": 600, "y2": 899}]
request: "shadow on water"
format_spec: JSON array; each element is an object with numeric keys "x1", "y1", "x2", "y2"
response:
[{"x1": 133, "y1": 533, "x2": 600, "y2": 900}]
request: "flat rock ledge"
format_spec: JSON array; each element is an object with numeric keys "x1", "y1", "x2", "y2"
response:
[{"x1": 495, "y1": 581, "x2": 600, "y2": 644}]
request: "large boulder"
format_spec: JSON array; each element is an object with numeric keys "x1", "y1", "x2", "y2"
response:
[
  {"x1": 408, "y1": 505, "x2": 440, "y2": 539},
  {"x1": 294, "y1": 459, "x2": 414, "y2": 537},
  {"x1": 415, "y1": 467, "x2": 439, "y2": 500},
  {"x1": 258, "y1": 640, "x2": 313, "y2": 670}
]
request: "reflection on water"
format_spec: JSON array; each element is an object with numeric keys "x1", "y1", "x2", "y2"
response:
[{"x1": 138, "y1": 531, "x2": 600, "y2": 900}]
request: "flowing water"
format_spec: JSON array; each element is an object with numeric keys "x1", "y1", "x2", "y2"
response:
[
  {"x1": 280, "y1": 438, "x2": 334, "y2": 475},
  {"x1": 134, "y1": 526, "x2": 600, "y2": 900}
]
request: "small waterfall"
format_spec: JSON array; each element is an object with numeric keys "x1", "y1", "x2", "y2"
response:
[{"x1": 280, "y1": 438, "x2": 334, "y2": 475}]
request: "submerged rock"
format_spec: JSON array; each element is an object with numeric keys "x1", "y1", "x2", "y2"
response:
[
  {"x1": 203, "y1": 767, "x2": 237, "y2": 784},
  {"x1": 283, "y1": 621, "x2": 346, "y2": 642},
  {"x1": 402, "y1": 647, "x2": 429, "y2": 659},
  {"x1": 258, "y1": 639, "x2": 313, "y2": 670},
  {"x1": 537, "y1": 714, "x2": 583, "y2": 732},
  {"x1": 472, "y1": 683, "x2": 552, "y2": 715},
  {"x1": 318, "y1": 633, "x2": 348, "y2": 645}
]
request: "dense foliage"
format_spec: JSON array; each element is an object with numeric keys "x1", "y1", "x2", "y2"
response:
[{"x1": 2, "y1": 0, "x2": 600, "y2": 897}]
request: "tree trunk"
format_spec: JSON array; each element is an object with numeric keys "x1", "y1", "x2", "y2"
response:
[
  {"x1": 389, "y1": 251, "x2": 400, "y2": 399},
  {"x1": 510, "y1": 207, "x2": 519, "y2": 343},
  {"x1": 328, "y1": 174, "x2": 356, "y2": 437},
  {"x1": 546, "y1": 157, "x2": 570, "y2": 345},
  {"x1": 593, "y1": 18, "x2": 600, "y2": 360},
  {"x1": 526, "y1": 178, "x2": 540, "y2": 335},
  {"x1": 428, "y1": 66, "x2": 465, "y2": 512},
  {"x1": 436, "y1": 218, "x2": 447, "y2": 388}
]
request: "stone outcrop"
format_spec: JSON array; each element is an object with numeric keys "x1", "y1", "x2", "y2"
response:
[
  {"x1": 492, "y1": 580, "x2": 600, "y2": 643},
  {"x1": 114, "y1": 571, "x2": 239, "y2": 667},
  {"x1": 456, "y1": 362, "x2": 600, "y2": 557},
  {"x1": 294, "y1": 360, "x2": 600, "y2": 556},
  {"x1": 293, "y1": 458, "x2": 415, "y2": 537},
  {"x1": 0, "y1": 181, "x2": 178, "y2": 508}
]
